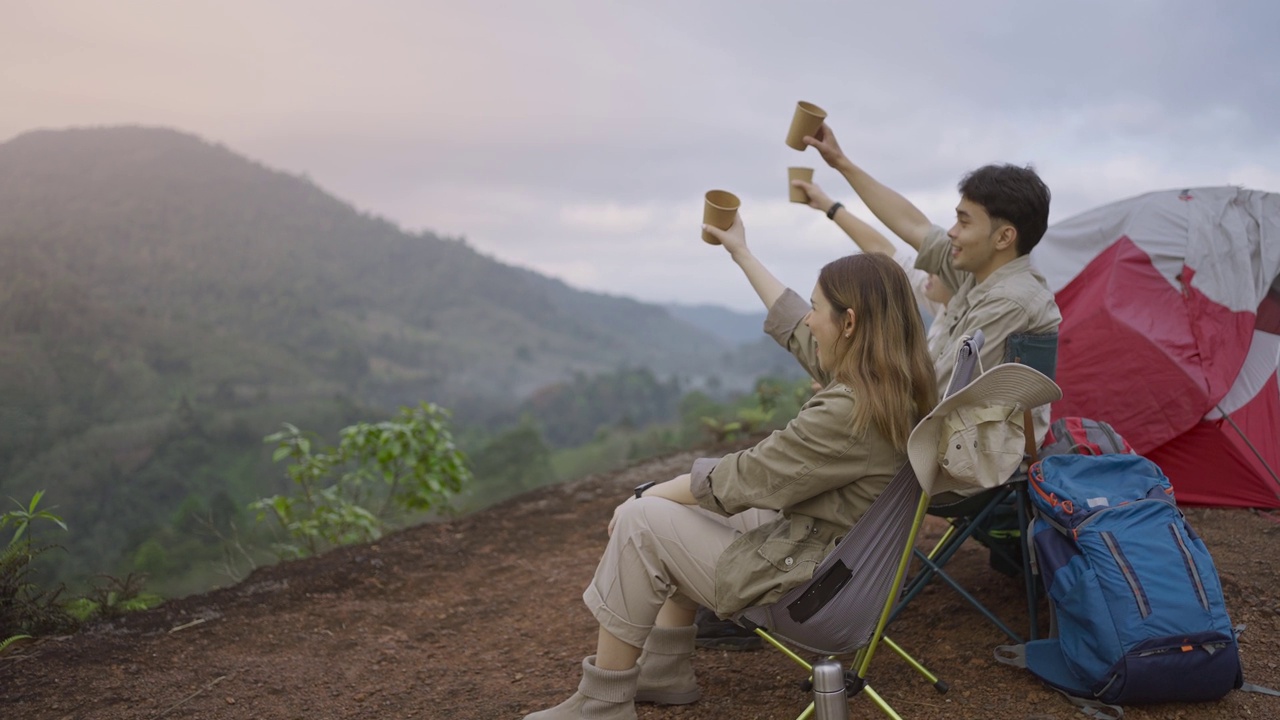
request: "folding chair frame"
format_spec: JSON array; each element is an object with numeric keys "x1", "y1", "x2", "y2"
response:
[
  {"x1": 889, "y1": 483, "x2": 1032, "y2": 643},
  {"x1": 887, "y1": 332, "x2": 1058, "y2": 644},
  {"x1": 734, "y1": 333, "x2": 1007, "y2": 719},
  {"x1": 750, "y1": 490, "x2": 945, "y2": 720}
]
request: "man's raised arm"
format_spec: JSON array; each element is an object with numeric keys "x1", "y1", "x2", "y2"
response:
[{"x1": 804, "y1": 123, "x2": 934, "y2": 250}]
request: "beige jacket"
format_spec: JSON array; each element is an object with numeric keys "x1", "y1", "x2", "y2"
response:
[
  {"x1": 689, "y1": 289, "x2": 905, "y2": 616},
  {"x1": 915, "y1": 225, "x2": 1062, "y2": 440}
]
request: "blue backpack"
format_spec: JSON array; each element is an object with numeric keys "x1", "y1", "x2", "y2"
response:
[{"x1": 998, "y1": 453, "x2": 1243, "y2": 718}]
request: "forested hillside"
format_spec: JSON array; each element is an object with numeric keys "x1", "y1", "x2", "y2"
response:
[{"x1": 0, "y1": 126, "x2": 794, "y2": 595}]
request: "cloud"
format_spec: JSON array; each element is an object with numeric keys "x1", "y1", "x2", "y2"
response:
[
  {"x1": 1, "y1": 0, "x2": 1277, "y2": 313},
  {"x1": 559, "y1": 203, "x2": 657, "y2": 235},
  {"x1": 1227, "y1": 165, "x2": 1280, "y2": 194}
]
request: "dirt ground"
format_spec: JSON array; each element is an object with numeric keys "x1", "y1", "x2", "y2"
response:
[{"x1": 3, "y1": 444, "x2": 1280, "y2": 720}]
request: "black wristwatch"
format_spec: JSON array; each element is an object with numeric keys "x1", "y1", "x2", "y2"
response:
[{"x1": 634, "y1": 481, "x2": 657, "y2": 499}]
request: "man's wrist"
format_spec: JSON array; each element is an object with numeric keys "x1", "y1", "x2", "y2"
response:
[
  {"x1": 634, "y1": 481, "x2": 657, "y2": 499},
  {"x1": 826, "y1": 201, "x2": 844, "y2": 220},
  {"x1": 832, "y1": 156, "x2": 856, "y2": 175}
]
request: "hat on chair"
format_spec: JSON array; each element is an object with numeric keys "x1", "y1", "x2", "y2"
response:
[{"x1": 908, "y1": 363, "x2": 1062, "y2": 497}]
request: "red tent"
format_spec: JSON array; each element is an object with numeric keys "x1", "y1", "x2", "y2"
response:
[{"x1": 1033, "y1": 187, "x2": 1280, "y2": 508}]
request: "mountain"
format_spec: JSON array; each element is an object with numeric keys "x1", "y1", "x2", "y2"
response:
[
  {"x1": 663, "y1": 302, "x2": 768, "y2": 345},
  {"x1": 0, "y1": 126, "x2": 789, "y2": 589},
  {"x1": 0, "y1": 127, "x2": 765, "y2": 417}
]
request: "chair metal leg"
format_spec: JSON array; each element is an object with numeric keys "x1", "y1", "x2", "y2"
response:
[
  {"x1": 893, "y1": 487, "x2": 1015, "y2": 620},
  {"x1": 755, "y1": 628, "x2": 814, "y2": 671},
  {"x1": 793, "y1": 683, "x2": 904, "y2": 720},
  {"x1": 924, "y1": 523, "x2": 961, "y2": 563},
  {"x1": 861, "y1": 684, "x2": 905, "y2": 720},
  {"x1": 765, "y1": 492, "x2": 934, "y2": 720},
  {"x1": 760, "y1": 631, "x2": 943, "y2": 720},
  {"x1": 889, "y1": 484, "x2": 1032, "y2": 644},
  {"x1": 892, "y1": 525, "x2": 960, "y2": 612},
  {"x1": 880, "y1": 636, "x2": 948, "y2": 693},
  {"x1": 1015, "y1": 483, "x2": 1039, "y2": 640},
  {"x1": 903, "y1": 550, "x2": 1024, "y2": 642}
]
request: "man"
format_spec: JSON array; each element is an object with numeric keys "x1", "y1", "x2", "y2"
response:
[{"x1": 801, "y1": 123, "x2": 1060, "y2": 437}]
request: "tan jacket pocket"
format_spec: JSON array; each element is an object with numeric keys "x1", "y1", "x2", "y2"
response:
[{"x1": 756, "y1": 535, "x2": 825, "y2": 574}]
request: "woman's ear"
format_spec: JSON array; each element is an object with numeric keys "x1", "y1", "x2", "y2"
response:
[{"x1": 843, "y1": 308, "x2": 856, "y2": 338}]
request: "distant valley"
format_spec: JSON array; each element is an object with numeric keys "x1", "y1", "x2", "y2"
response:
[{"x1": 0, "y1": 126, "x2": 796, "y2": 592}]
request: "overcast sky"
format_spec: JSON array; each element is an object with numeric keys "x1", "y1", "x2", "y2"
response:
[{"x1": 3, "y1": 1, "x2": 1278, "y2": 310}]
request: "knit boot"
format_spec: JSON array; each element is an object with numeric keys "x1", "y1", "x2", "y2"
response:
[
  {"x1": 522, "y1": 655, "x2": 639, "y2": 720},
  {"x1": 635, "y1": 625, "x2": 701, "y2": 705}
]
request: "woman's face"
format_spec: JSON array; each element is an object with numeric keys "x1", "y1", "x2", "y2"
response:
[{"x1": 805, "y1": 283, "x2": 852, "y2": 372}]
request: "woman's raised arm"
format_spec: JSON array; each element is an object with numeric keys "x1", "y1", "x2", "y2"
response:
[{"x1": 702, "y1": 214, "x2": 786, "y2": 311}]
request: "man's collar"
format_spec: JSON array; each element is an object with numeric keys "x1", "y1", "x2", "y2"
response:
[{"x1": 971, "y1": 254, "x2": 1032, "y2": 292}]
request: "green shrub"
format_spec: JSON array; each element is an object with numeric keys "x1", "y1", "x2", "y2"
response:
[
  {"x1": 252, "y1": 402, "x2": 471, "y2": 559},
  {"x1": 65, "y1": 573, "x2": 163, "y2": 621},
  {"x1": 1, "y1": 491, "x2": 77, "y2": 644}
]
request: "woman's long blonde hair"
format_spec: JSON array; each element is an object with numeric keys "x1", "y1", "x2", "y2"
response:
[{"x1": 817, "y1": 253, "x2": 937, "y2": 451}]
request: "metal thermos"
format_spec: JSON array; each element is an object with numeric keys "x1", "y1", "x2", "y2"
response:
[{"x1": 811, "y1": 660, "x2": 850, "y2": 720}]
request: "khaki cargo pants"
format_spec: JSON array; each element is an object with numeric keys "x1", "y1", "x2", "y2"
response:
[{"x1": 582, "y1": 496, "x2": 776, "y2": 648}]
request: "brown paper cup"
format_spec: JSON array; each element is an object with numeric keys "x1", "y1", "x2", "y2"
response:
[
  {"x1": 788, "y1": 167, "x2": 814, "y2": 203},
  {"x1": 701, "y1": 190, "x2": 740, "y2": 245},
  {"x1": 785, "y1": 101, "x2": 827, "y2": 150}
]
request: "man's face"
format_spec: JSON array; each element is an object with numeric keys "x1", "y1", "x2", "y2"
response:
[{"x1": 946, "y1": 197, "x2": 1007, "y2": 277}]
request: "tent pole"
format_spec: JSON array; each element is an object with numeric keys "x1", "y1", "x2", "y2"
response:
[{"x1": 1215, "y1": 404, "x2": 1280, "y2": 500}]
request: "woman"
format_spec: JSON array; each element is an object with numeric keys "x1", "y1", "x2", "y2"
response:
[{"x1": 523, "y1": 214, "x2": 937, "y2": 720}]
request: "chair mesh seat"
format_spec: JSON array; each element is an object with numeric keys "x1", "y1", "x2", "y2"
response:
[{"x1": 736, "y1": 464, "x2": 923, "y2": 655}]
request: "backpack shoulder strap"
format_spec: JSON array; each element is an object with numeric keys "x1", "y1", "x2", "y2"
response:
[{"x1": 1023, "y1": 407, "x2": 1038, "y2": 462}]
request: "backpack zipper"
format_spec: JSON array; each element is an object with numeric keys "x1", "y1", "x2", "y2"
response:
[
  {"x1": 1135, "y1": 640, "x2": 1230, "y2": 658},
  {"x1": 1069, "y1": 496, "x2": 1176, "y2": 534},
  {"x1": 1100, "y1": 530, "x2": 1151, "y2": 618},
  {"x1": 1029, "y1": 463, "x2": 1075, "y2": 516},
  {"x1": 1169, "y1": 523, "x2": 1211, "y2": 611}
]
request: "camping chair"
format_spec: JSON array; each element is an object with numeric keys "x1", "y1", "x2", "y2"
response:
[
  {"x1": 731, "y1": 334, "x2": 1058, "y2": 720},
  {"x1": 888, "y1": 332, "x2": 1059, "y2": 644},
  {"x1": 735, "y1": 454, "x2": 939, "y2": 719}
]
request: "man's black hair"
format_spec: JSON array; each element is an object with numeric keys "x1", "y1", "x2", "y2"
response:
[{"x1": 957, "y1": 164, "x2": 1051, "y2": 256}]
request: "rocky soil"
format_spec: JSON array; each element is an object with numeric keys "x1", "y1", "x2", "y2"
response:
[{"x1": 3, "y1": 446, "x2": 1279, "y2": 719}]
